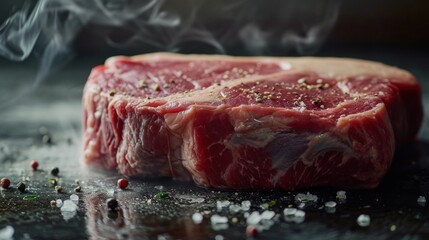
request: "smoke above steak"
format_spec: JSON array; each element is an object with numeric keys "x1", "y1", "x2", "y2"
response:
[{"x1": 83, "y1": 53, "x2": 422, "y2": 190}]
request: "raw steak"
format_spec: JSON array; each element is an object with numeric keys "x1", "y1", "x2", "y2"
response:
[{"x1": 82, "y1": 53, "x2": 422, "y2": 190}]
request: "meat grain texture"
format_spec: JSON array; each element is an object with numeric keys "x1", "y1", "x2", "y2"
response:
[{"x1": 82, "y1": 53, "x2": 422, "y2": 190}]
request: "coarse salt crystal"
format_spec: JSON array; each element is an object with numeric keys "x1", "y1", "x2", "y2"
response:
[
  {"x1": 216, "y1": 200, "x2": 230, "y2": 211},
  {"x1": 56, "y1": 199, "x2": 63, "y2": 208},
  {"x1": 241, "y1": 200, "x2": 251, "y2": 211},
  {"x1": 260, "y1": 210, "x2": 275, "y2": 220},
  {"x1": 70, "y1": 194, "x2": 79, "y2": 204},
  {"x1": 294, "y1": 210, "x2": 306, "y2": 223},
  {"x1": 325, "y1": 201, "x2": 337, "y2": 208},
  {"x1": 192, "y1": 212, "x2": 203, "y2": 224},
  {"x1": 283, "y1": 208, "x2": 297, "y2": 216},
  {"x1": 417, "y1": 196, "x2": 426, "y2": 206},
  {"x1": 357, "y1": 214, "x2": 370, "y2": 227},
  {"x1": 0, "y1": 225, "x2": 14, "y2": 239},
  {"x1": 214, "y1": 235, "x2": 224, "y2": 240},
  {"x1": 295, "y1": 192, "x2": 318, "y2": 204},
  {"x1": 61, "y1": 200, "x2": 78, "y2": 212},
  {"x1": 246, "y1": 211, "x2": 262, "y2": 225},
  {"x1": 211, "y1": 214, "x2": 228, "y2": 224},
  {"x1": 229, "y1": 204, "x2": 241, "y2": 213},
  {"x1": 283, "y1": 208, "x2": 305, "y2": 223}
]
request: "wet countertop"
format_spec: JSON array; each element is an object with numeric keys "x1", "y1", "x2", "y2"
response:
[{"x1": 0, "y1": 49, "x2": 429, "y2": 240}]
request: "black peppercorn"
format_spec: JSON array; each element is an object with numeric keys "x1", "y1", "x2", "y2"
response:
[
  {"x1": 17, "y1": 182, "x2": 26, "y2": 192},
  {"x1": 106, "y1": 198, "x2": 118, "y2": 211},
  {"x1": 51, "y1": 167, "x2": 59, "y2": 176}
]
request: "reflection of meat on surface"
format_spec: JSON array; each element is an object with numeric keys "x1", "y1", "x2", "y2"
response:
[{"x1": 84, "y1": 194, "x2": 207, "y2": 239}]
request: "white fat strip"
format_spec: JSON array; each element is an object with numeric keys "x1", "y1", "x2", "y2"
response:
[
  {"x1": 279, "y1": 61, "x2": 291, "y2": 70},
  {"x1": 270, "y1": 132, "x2": 359, "y2": 185},
  {"x1": 226, "y1": 128, "x2": 277, "y2": 149},
  {"x1": 337, "y1": 81, "x2": 350, "y2": 94},
  {"x1": 191, "y1": 81, "x2": 202, "y2": 89},
  {"x1": 300, "y1": 133, "x2": 358, "y2": 165},
  {"x1": 266, "y1": 133, "x2": 309, "y2": 170}
]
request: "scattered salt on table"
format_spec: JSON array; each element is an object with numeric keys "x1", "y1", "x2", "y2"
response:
[
  {"x1": 283, "y1": 208, "x2": 305, "y2": 223},
  {"x1": 325, "y1": 201, "x2": 337, "y2": 213},
  {"x1": 176, "y1": 194, "x2": 205, "y2": 204},
  {"x1": 216, "y1": 200, "x2": 230, "y2": 211},
  {"x1": 211, "y1": 215, "x2": 229, "y2": 230},
  {"x1": 70, "y1": 194, "x2": 79, "y2": 204},
  {"x1": 295, "y1": 192, "x2": 318, "y2": 204},
  {"x1": 192, "y1": 212, "x2": 203, "y2": 224},
  {"x1": 260, "y1": 210, "x2": 275, "y2": 220},
  {"x1": 61, "y1": 210, "x2": 77, "y2": 221},
  {"x1": 357, "y1": 214, "x2": 370, "y2": 227},
  {"x1": 283, "y1": 208, "x2": 297, "y2": 217},
  {"x1": 293, "y1": 210, "x2": 306, "y2": 223},
  {"x1": 246, "y1": 211, "x2": 262, "y2": 225},
  {"x1": 56, "y1": 199, "x2": 63, "y2": 208},
  {"x1": 229, "y1": 204, "x2": 241, "y2": 213},
  {"x1": 61, "y1": 200, "x2": 78, "y2": 212},
  {"x1": 325, "y1": 201, "x2": 337, "y2": 208}
]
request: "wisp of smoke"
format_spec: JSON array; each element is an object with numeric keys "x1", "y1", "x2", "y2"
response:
[{"x1": 0, "y1": 0, "x2": 340, "y2": 108}]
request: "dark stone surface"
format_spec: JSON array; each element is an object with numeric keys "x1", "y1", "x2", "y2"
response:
[{"x1": 0, "y1": 50, "x2": 428, "y2": 239}]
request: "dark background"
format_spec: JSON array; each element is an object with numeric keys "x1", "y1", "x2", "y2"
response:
[{"x1": 1, "y1": 0, "x2": 429, "y2": 57}]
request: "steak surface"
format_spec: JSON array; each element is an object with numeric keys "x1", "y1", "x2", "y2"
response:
[{"x1": 83, "y1": 53, "x2": 422, "y2": 190}]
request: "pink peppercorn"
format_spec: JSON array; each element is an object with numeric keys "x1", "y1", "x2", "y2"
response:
[{"x1": 117, "y1": 178, "x2": 129, "y2": 189}]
